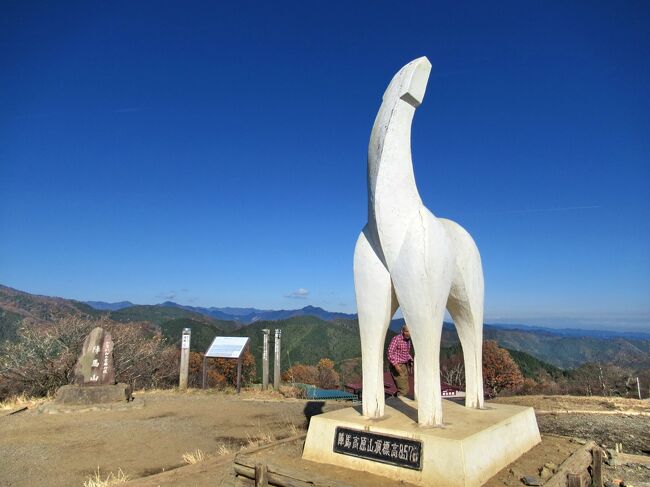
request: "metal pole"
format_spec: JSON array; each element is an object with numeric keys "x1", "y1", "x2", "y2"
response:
[
  {"x1": 273, "y1": 329, "x2": 282, "y2": 389},
  {"x1": 262, "y1": 329, "x2": 270, "y2": 391},
  {"x1": 179, "y1": 328, "x2": 191, "y2": 390}
]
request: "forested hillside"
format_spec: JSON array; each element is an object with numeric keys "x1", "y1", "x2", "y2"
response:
[
  {"x1": 229, "y1": 316, "x2": 388, "y2": 380},
  {"x1": 2, "y1": 285, "x2": 649, "y2": 382}
]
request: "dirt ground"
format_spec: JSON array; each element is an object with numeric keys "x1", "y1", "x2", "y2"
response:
[
  {"x1": 492, "y1": 395, "x2": 650, "y2": 455},
  {"x1": 490, "y1": 395, "x2": 650, "y2": 415},
  {"x1": 493, "y1": 395, "x2": 650, "y2": 486},
  {"x1": 0, "y1": 391, "x2": 648, "y2": 486},
  {"x1": 0, "y1": 389, "x2": 345, "y2": 487}
]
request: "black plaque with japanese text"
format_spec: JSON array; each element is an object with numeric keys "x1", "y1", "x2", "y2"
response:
[{"x1": 332, "y1": 427, "x2": 422, "y2": 470}]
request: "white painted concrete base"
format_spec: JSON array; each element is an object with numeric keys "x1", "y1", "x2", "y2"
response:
[{"x1": 303, "y1": 398, "x2": 541, "y2": 487}]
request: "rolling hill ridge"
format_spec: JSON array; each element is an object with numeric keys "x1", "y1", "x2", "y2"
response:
[{"x1": 1, "y1": 285, "x2": 648, "y2": 373}]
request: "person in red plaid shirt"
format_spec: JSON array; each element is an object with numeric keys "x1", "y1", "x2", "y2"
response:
[{"x1": 387, "y1": 325, "x2": 413, "y2": 396}]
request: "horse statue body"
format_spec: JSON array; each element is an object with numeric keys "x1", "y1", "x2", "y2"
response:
[{"x1": 353, "y1": 56, "x2": 485, "y2": 427}]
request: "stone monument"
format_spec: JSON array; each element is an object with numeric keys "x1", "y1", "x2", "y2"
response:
[
  {"x1": 303, "y1": 57, "x2": 541, "y2": 487},
  {"x1": 74, "y1": 326, "x2": 116, "y2": 386},
  {"x1": 56, "y1": 327, "x2": 132, "y2": 405}
]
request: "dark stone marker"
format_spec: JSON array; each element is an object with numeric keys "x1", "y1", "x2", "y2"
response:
[
  {"x1": 332, "y1": 426, "x2": 422, "y2": 470},
  {"x1": 74, "y1": 327, "x2": 115, "y2": 386}
]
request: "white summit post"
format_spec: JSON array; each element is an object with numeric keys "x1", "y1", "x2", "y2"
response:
[
  {"x1": 273, "y1": 329, "x2": 281, "y2": 389},
  {"x1": 262, "y1": 329, "x2": 270, "y2": 391},
  {"x1": 303, "y1": 57, "x2": 541, "y2": 487},
  {"x1": 179, "y1": 328, "x2": 191, "y2": 390}
]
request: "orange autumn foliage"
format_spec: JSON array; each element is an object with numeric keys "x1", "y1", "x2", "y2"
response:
[
  {"x1": 482, "y1": 340, "x2": 524, "y2": 397},
  {"x1": 282, "y1": 358, "x2": 340, "y2": 389},
  {"x1": 187, "y1": 350, "x2": 256, "y2": 389}
]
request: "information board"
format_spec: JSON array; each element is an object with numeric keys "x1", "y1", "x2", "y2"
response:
[{"x1": 205, "y1": 336, "x2": 249, "y2": 358}]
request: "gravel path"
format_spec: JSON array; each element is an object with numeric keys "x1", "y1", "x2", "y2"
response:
[{"x1": 536, "y1": 413, "x2": 650, "y2": 454}]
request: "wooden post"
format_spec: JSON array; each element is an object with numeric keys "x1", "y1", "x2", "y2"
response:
[
  {"x1": 592, "y1": 448, "x2": 603, "y2": 487},
  {"x1": 262, "y1": 329, "x2": 270, "y2": 391},
  {"x1": 567, "y1": 472, "x2": 590, "y2": 487},
  {"x1": 273, "y1": 329, "x2": 282, "y2": 390},
  {"x1": 236, "y1": 356, "x2": 243, "y2": 394},
  {"x1": 202, "y1": 355, "x2": 208, "y2": 389},
  {"x1": 254, "y1": 463, "x2": 268, "y2": 487},
  {"x1": 179, "y1": 328, "x2": 191, "y2": 390}
]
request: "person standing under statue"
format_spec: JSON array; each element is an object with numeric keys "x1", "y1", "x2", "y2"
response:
[{"x1": 387, "y1": 325, "x2": 413, "y2": 396}]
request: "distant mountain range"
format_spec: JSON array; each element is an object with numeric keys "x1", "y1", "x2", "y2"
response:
[
  {"x1": 482, "y1": 322, "x2": 650, "y2": 341},
  {"x1": 387, "y1": 319, "x2": 650, "y2": 341},
  {"x1": 85, "y1": 300, "x2": 650, "y2": 341},
  {"x1": 1, "y1": 285, "x2": 648, "y2": 372},
  {"x1": 85, "y1": 300, "x2": 135, "y2": 311}
]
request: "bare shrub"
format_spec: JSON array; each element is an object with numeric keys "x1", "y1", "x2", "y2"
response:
[
  {"x1": 567, "y1": 362, "x2": 635, "y2": 397},
  {"x1": 441, "y1": 354, "x2": 465, "y2": 388},
  {"x1": 110, "y1": 323, "x2": 178, "y2": 389},
  {"x1": 0, "y1": 315, "x2": 178, "y2": 399},
  {"x1": 0, "y1": 316, "x2": 93, "y2": 397},
  {"x1": 316, "y1": 358, "x2": 340, "y2": 389},
  {"x1": 282, "y1": 358, "x2": 340, "y2": 389},
  {"x1": 282, "y1": 363, "x2": 318, "y2": 385}
]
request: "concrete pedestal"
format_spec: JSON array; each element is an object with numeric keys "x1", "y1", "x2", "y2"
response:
[{"x1": 303, "y1": 398, "x2": 541, "y2": 487}]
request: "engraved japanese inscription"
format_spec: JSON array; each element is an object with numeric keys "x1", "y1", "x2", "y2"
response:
[
  {"x1": 74, "y1": 327, "x2": 115, "y2": 386},
  {"x1": 332, "y1": 427, "x2": 422, "y2": 470}
]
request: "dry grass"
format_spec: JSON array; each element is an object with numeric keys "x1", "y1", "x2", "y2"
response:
[
  {"x1": 133, "y1": 387, "x2": 209, "y2": 396},
  {"x1": 239, "y1": 387, "x2": 287, "y2": 401},
  {"x1": 245, "y1": 430, "x2": 276, "y2": 449},
  {"x1": 83, "y1": 468, "x2": 129, "y2": 487},
  {"x1": 278, "y1": 409, "x2": 306, "y2": 436},
  {"x1": 182, "y1": 449, "x2": 207, "y2": 465},
  {"x1": 288, "y1": 422, "x2": 301, "y2": 436},
  {"x1": 0, "y1": 392, "x2": 50, "y2": 411},
  {"x1": 278, "y1": 385, "x2": 306, "y2": 399},
  {"x1": 216, "y1": 443, "x2": 231, "y2": 456},
  {"x1": 490, "y1": 394, "x2": 650, "y2": 414}
]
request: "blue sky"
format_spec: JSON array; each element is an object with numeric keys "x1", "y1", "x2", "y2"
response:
[{"x1": 1, "y1": 1, "x2": 648, "y2": 330}]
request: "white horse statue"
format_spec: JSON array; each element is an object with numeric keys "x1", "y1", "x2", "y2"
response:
[{"x1": 353, "y1": 56, "x2": 485, "y2": 427}]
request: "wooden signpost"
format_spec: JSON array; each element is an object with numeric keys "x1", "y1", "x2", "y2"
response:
[
  {"x1": 262, "y1": 329, "x2": 270, "y2": 391},
  {"x1": 179, "y1": 328, "x2": 191, "y2": 390}
]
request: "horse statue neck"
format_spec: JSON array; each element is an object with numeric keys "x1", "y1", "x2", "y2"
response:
[{"x1": 366, "y1": 57, "x2": 432, "y2": 267}]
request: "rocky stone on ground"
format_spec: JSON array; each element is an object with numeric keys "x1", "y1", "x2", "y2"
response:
[
  {"x1": 56, "y1": 383, "x2": 132, "y2": 405},
  {"x1": 522, "y1": 475, "x2": 544, "y2": 486},
  {"x1": 539, "y1": 462, "x2": 557, "y2": 478}
]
